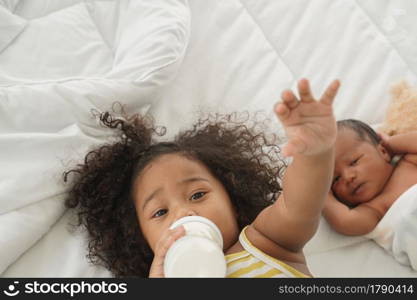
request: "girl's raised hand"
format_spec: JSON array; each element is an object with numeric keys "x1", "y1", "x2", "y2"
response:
[{"x1": 275, "y1": 79, "x2": 340, "y2": 157}]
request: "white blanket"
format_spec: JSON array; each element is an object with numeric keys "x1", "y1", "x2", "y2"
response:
[
  {"x1": 2, "y1": 0, "x2": 417, "y2": 277},
  {"x1": 366, "y1": 184, "x2": 417, "y2": 270},
  {"x1": 0, "y1": 0, "x2": 190, "y2": 276}
]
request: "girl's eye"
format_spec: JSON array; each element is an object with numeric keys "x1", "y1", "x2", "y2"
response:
[
  {"x1": 153, "y1": 209, "x2": 167, "y2": 218},
  {"x1": 190, "y1": 191, "x2": 206, "y2": 201}
]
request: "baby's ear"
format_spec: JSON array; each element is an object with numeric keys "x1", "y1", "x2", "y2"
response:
[{"x1": 377, "y1": 144, "x2": 391, "y2": 163}]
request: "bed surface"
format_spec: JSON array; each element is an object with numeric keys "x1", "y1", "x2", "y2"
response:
[{"x1": 1, "y1": 0, "x2": 416, "y2": 277}]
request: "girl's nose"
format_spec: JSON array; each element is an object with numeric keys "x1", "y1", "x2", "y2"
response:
[
  {"x1": 185, "y1": 210, "x2": 197, "y2": 217},
  {"x1": 172, "y1": 207, "x2": 197, "y2": 223}
]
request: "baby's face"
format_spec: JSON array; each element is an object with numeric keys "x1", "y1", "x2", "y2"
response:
[
  {"x1": 132, "y1": 153, "x2": 239, "y2": 253},
  {"x1": 332, "y1": 129, "x2": 393, "y2": 205}
]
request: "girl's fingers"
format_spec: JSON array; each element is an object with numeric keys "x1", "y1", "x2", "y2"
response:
[
  {"x1": 281, "y1": 89, "x2": 299, "y2": 108},
  {"x1": 154, "y1": 226, "x2": 186, "y2": 259},
  {"x1": 320, "y1": 80, "x2": 340, "y2": 105},
  {"x1": 149, "y1": 225, "x2": 186, "y2": 277},
  {"x1": 274, "y1": 102, "x2": 291, "y2": 120},
  {"x1": 298, "y1": 79, "x2": 315, "y2": 103},
  {"x1": 275, "y1": 89, "x2": 299, "y2": 121}
]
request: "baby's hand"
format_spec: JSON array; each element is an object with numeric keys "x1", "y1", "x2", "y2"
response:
[
  {"x1": 148, "y1": 226, "x2": 186, "y2": 278},
  {"x1": 377, "y1": 132, "x2": 394, "y2": 156},
  {"x1": 275, "y1": 79, "x2": 340, "y2": 157}
]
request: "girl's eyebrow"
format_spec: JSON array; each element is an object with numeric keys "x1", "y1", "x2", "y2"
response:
[
  {"x1": 179, "y1": 177, "x2": 209, "y2": 184},
  {"x1": 142, "y1": 188, "x2": 163, "y2": 212},
  {"x1": 142, "y1": 177, "x2": 209, "y2": 211}
]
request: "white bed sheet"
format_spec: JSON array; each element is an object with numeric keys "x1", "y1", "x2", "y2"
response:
[{"x1": 2, "y1": 0, "x2": 417, "y2": 277}]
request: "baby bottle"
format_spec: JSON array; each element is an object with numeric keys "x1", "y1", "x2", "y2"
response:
[{"x1": 164, "y1": 216, "x2": 226, "y2": 277}]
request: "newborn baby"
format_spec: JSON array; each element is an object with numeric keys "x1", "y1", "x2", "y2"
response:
[{"x1": 323, "y1": 119, "x2": 417, "y2": 235}]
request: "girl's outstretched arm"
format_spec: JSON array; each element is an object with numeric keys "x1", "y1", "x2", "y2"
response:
[{"x1": 252, "y1": 79, "x2": 340, "y2": 252}]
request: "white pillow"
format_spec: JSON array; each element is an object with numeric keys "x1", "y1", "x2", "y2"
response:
[
  {"x1": 0, "y1": 0, "x2": 190, "y2": 84},
  {"x1": 109, "y1": 0, "x2": 191, "y2": 83}
]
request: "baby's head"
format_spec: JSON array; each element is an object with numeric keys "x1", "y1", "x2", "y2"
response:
[
  {"x1": 332, "y1": 119, "x2": 394, "y2": 206},
  {"x1": 64, "y1": 110, "x2": 284, "y2": 277}
]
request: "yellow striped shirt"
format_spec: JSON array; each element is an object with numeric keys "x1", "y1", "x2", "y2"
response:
[{"x1": 225, "y1": 227, "x2": 309, "y2": 278}]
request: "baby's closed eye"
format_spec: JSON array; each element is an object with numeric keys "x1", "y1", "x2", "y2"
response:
[{"x1": 350, "y1": 155, "x2": 363, "y2": 166}]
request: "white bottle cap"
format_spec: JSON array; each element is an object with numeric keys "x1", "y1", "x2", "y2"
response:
[{"x1": 164, "y1": 216, "x2": 226, "y2": 277}]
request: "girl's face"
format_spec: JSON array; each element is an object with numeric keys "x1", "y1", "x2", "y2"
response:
[
  {"x1": 133, "y1": 153, "x2": 239, "y2": 253},
  {"x1": 332, "y1": 129, "x2": 393, "y2": 205}
]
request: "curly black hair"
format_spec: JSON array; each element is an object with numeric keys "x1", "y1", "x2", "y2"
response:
[{"x1": 63, "y1": 107, "x2": 286, "y2": 277}]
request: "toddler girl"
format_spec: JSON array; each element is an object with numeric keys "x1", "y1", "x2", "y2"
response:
[{"x1": 64, "y1": 79, "x2": 340, "y2": 277}]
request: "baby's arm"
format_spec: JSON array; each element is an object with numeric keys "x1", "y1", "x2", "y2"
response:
[
  {"x1": 381, "y1": 131, "x2": 417, "y2": 154},
  {"x1": 323, "y1": 193, "x2": 381, "y2": 235},
  {"x1": 252, "y1": 79, "x2": 340, "y2": 252}
]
